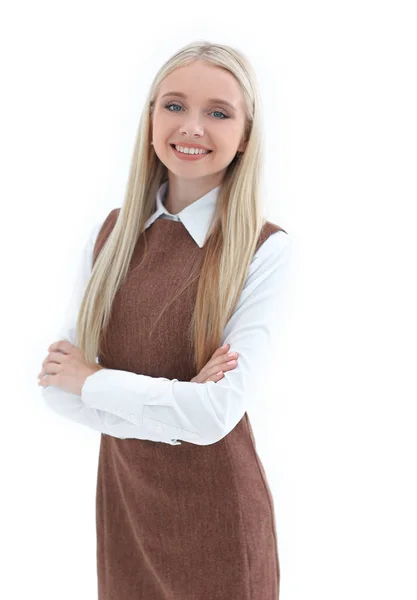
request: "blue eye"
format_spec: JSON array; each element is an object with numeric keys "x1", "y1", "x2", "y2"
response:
[
  {"x1": 165, "y1": 102, "x2": 182, "y2": 112},
  {"x1": 164, "y1": 102, "x2": 229, "y2": 119}
]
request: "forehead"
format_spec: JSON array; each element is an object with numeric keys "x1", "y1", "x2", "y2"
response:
[{"x1": 157, "y1": 62, "x2": 244, "y2": 109}]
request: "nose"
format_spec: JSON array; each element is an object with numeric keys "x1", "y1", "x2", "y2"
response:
[{"x1": 179, "y1": 112, "x2": 204, "y2": 138}]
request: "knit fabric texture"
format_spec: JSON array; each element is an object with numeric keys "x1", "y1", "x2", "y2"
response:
[{"x1": 93, "y1": 209, "x2": 284, "y2": 599}]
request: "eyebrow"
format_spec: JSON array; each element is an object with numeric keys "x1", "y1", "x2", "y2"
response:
[{"x1": 160, "y1": 91, "x2": 237, "y2": 112}]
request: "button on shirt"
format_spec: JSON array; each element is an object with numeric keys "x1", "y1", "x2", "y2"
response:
[{"x1": 41, "y1": 180, "x2": 292, "y2": 446}]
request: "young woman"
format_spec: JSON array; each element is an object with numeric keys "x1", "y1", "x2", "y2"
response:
[{"x1": 38, "y1": 40, "x2": 291, "y2": 600}]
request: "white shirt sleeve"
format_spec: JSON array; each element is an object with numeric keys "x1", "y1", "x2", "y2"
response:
[
  {"x1": 81, "y1": 228, "x2": 293, "y2": 446},
  {"x1": 41, "y1": 219, "x2": 181, "y2": 445}
]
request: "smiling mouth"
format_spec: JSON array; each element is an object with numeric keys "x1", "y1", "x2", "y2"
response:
[{"x1": 170, "y1": 144, "x2": 213, "y2": 154}]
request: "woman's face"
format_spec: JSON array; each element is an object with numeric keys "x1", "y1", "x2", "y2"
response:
[{"x1": 151, "y1": 61, "x2": 247, "y2": 182}]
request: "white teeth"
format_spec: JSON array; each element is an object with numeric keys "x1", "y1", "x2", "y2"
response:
[{"x1": 174, "y1": 145, "x2": 209, "y2": 155}]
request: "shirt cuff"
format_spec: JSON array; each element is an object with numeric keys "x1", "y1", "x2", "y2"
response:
[{"x1": 81, "y1": 368, "x2": 178, "y2": 429}]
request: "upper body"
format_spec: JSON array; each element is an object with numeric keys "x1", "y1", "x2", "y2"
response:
[{"x1": 42, "y1": 180, "x2": 293, "y2": 446}]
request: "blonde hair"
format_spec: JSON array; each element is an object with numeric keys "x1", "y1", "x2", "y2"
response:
[{"x1": 76, "y1": 40, "x2": 270, "y2": 374}]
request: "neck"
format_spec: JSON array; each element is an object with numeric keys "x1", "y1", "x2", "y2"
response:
[{"x1": 164, "y1": 172, "x2": 225, "y2": 214}]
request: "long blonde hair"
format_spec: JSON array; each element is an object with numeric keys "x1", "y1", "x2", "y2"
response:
[{"x1": 76, "y1": 40, "x2": 269, "y2": 374}]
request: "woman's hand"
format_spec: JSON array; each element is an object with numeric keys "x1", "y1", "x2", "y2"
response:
[
  {"x1": 191, "y1": 343, "x2": 239, "y2": 383},
  {"x1": 37, "y1": 339, "x2": 103, "y2": 396}
]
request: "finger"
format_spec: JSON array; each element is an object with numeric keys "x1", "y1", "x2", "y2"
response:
[
  {"x1": 208, "y1": 352, "x2": 239, "y2": 373},
  {"x1": 205, "y1": 358, "x2": 238, "y2": 381},
  {"x1": 220, "y1": 357, "x2": 238, "y2": 374},
  {"x1": 48, "y1": 340, "x2": 73, "y2": 354},
  {"x1": 41, "y1": 351, "x2": 64, "y2": 369},
  {"x1": 212, "y1": 343, "x2": 230, "y2": 358},
  {"x1": 207, "y1": 371, "x2": 223, "y2": 382},
  {"x1": 42, "y1": 362, "x2": 61, "y2": 376},
  {"x1": 48, "y1": 351, "x2": 67, "y2": 364},
  {"x1": 39, "y1": 372, "x2": 56, "y2": 387},
  {"x1": 41, "y1": 356, "x2": 51, "y2": 369},
  {"x1": 198, "y1": 348, "x2": 236, "y2": 381}
]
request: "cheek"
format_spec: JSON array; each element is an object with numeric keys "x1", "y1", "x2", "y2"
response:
[
  {"x1": 154, "y1": 108, "x2": 178, "y2": 127},
  {"x1": 212, "y1": 124, "x2": 241, "y2": 146},
  {"x1": 151, "y1": 114, "x2": 169, "y2": 138}
]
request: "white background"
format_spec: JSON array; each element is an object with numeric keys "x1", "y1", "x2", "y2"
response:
[{"x1": 1, "y1": 1, "x2": 416, "y2": 599}]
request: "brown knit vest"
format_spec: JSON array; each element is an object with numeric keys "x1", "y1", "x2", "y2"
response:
[{"x1": 92, "y1": 208, "x2": 286, "y2": 600}]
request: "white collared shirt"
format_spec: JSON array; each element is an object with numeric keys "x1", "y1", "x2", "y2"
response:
[
  {"x1": 42, "y1": 182, "x2": 292, "y2": 446},
  {"x1": 145, "y1": 179, "x2": 223, "y2": 247}
]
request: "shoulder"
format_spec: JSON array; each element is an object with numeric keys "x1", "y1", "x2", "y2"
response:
[
  {"x1": 88, "y1": 208, "x2": 121, "y2": 260},
  {"x1": 95, "y1": 208, "x2": 120, "y2": 239},
  {"x1": 239, "y1": 226, "x2": 292, "y2": 300},
  {"x1": 253, "y1": 222, "x2": 292, "y2": 268}
]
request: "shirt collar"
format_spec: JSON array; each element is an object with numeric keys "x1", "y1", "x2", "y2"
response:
[{"x1": 144, "y1": 180, "x2": 221, "y2": 248}]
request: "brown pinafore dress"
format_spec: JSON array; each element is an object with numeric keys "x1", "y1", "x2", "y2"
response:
[{"x1": 92, "y1": 208, "x2": 285, "y2": 600}]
